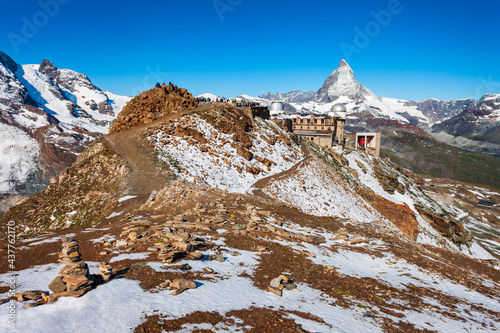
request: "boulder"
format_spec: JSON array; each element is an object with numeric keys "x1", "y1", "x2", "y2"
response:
[
  {"x1": 48, "y1": 276, "x2": 67, "y2": 293},
  {"x1": 170, "y1": 279, "x2": 197, "y2": 290}
]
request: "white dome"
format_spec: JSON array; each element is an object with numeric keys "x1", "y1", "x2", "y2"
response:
[
  {"x1": 269, "y1": 101, "x2": 285, "y2": 114},
  {"x1": 331, "y1": 103, "x2": 347, "y2": 119}
]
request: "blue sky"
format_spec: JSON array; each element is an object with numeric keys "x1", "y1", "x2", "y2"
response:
[{"x1": 1, "y1": 0, "x2": 499, "y2": 101}]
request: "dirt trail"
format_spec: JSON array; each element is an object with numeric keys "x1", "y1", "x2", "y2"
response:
[
  {"x1": 252, "y1": 142, "x2": 313, "y2": 198},
  {"x1": 103, "y1": 104, "x2": 214, "y2": 198}
]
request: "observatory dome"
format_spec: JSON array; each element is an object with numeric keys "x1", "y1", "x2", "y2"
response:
[
  {"x1": 269, "y1": 101, "x2": 285, "y2": 114},
  {"x1": 331, "y1": 103, "x2": 347, "y2": 119}
]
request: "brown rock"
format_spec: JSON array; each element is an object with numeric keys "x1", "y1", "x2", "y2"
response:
[
  {"x1": 48, "y1": 276, "x2": 67, "y2": 293},
  {"x1": 362, "y1": 192, "x2": 419, "y2": 240},
  {"x1": 62, "y1": 275, "x2": 90, "y2": 286},
  {"x1": 61, "y1": 247, "x2": 79, "y2": 256},
  {"x1": 172, "y1": 242, "x2": 195, "y2": 252},
  {"x1": 23, "y1": 301, "x2": 42, "y2": 309},
  {"x1": 267, "y1": 286, "x2": 282, "y2": 296},
  {"x1": 170, "y1": 288, "x2": 187, "y2": 296},
  {"x1": 66, "y1": 281, "x2": 92, "y2": 292},
  {"x1": 15, "y1": 290, "x2": 47, "y2": 301},
  {"x1": 57, "y1": 258, "x2": 86, "y2": 267},
  {"x1": 59, "y1": 264, "x2": 89, "y2": 277},
  {"x1": 186, "y1": 251, "x2": 203, "y2": 260},
  {"x1": 170, "y1": 279, "x2": 197, "y2": 290}
]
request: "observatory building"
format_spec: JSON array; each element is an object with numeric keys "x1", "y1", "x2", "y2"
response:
[
  {"x1": 271, "y1": 102, "x2": 381, "y2": 157},
  {"x1": 289, "y1": 103, "x2": 347, "y2": 149}
]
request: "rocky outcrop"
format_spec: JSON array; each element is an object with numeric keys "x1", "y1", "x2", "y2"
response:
[
  {"x1": 0, "y1": 52, "x2": 37, "y2": 107},
  {"x1": 109, "y1": 83, "x2": 198, "y2": 134},
  {"x1": 38, "y1": 59, "x2": 58, "y2": 80},
  {"x1": 39, "y1": 59, "x2": 96, "y2": 92},
  {"x1": 415, "y1": 206, "x2": 472, "y2": 246},
  {"x1": 362, "y1": 192, "x2": 419, "y2": 240},
  {"x1": 0, "y1": 50, "x2": 18, "y2": 73},
  {"x1": 372, "y1": 160, "x2": 405, "y2": 195}
]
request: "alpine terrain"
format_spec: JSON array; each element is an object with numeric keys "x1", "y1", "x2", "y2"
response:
[
  {"x1": 0, "y1": 50, "x2": 130, "y2": 215},
  {"x1": 0, "y1": 85, "x2": 498, "y2": 332}
]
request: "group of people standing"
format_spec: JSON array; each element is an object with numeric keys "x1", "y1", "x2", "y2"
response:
[
  {"x1": 196, "y1": 97, "x2": 261, "y2": 107},
  {"x1": 153, "y1": 83, "x2": 261, "y2": 108},
  {"x1": 196, "y1": 96, "x2": 228, "y2": 103},
  {"x1": 155, "y1": 82, "x2": 178, "y2": 89}
]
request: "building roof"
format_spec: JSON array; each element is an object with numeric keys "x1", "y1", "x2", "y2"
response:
[
  {"x1": 290, "y1": 113, "x2": 333, "y2": 119},
  {"x1": 478, "y1": 200, "x2": 496, "y2": 206},
  {"x1": 293, "y1": 130, "x2": 332, "y2": 136}
]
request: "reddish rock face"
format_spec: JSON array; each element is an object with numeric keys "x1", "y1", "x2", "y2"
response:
[{"x1": 362, "y1": 192, "x2": 419, "y2": 240}]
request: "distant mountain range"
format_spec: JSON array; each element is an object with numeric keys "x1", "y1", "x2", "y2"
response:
[
  {"x1": 431, "y1": 94, "x2": 500, "y2": 158},
  {"x1": 257, "y1": 60, "x2": 493, "y2": 127},
  {"x1": 0, "y1": 50, "x2": 130, "y2": 213},
  {"x1": 258, "y1": 90, "x2": 316, "y2": 104},
  {"x1": 235, "y1": 60, "x2": 500, "y2": 188},
  {"x1": 251, "y1": 60, "x2": 500, "y2": 159}
]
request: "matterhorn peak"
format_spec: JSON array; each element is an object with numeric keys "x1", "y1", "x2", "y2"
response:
[
  {"x1": 312, "y1": 59, "x2": 379, "y2": 103},
  {"x1": 339, "y1": 59, "x2": 351, "y2": 68}
]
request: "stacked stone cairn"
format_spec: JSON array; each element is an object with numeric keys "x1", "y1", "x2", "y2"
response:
[
  {"x1": 99, "y1": 261, "x2": 113, "y2": 282},
  {"x1": 48, "y1": 236, "x2": 92, "y2": 302},
  {"x1": 267, "y1": 275, "x2": 297, "y2": 297}
]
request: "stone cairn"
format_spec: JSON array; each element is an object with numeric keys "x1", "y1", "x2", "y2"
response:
[
  {"x1": 48, "y1": 236, "x2": 92, "y2": 301},
  {"x1": 99, "y1": 261, "x2": 112, "y2": 282}
]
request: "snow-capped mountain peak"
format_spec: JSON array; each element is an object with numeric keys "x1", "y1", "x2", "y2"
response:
[
  {"x1": 314, "y1": 59, "x2": 378, "y2": 103},
  {"x1": 338, "y1": 58, "x2": 350, "y2": 68},
  {"x1": 0, "y1": 50, "x2": 131, "y2": 211}
]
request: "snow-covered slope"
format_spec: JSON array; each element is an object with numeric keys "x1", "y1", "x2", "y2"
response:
[
  {"x1": 0, "y1": 50, "x2": 130, "y2": 212},
  {"x1": 196, "y1": 93, "x2": 222, "y2": 100},
  {"x1": 264, "y1": 157, "x2": 380, "y2": 222},
  {"x1": 343, "y1": 150, "x2": 492, "y2": 258},
  {"x1": 148, "y1": 109, "x2": 303, "y2": 193},
  {"x1": 259, "y1": 90, "x2": 316, "y2": 103},
  {"x1": 0, "y1": 123, "x2": 40, "y2": 194}
]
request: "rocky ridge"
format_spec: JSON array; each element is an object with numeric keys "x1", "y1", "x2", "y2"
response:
[
  {"x1": 431, "y1": 94, "x2": 500, "y2": 157},
  {"x1": 109, "y1": 83, "x2": 198, "y2": 134}
]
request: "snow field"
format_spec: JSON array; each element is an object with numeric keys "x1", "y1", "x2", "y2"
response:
[
  {"x1": 0, "y1": 247, "x2": 382, "y2": 333},
  {"x1": 0, "y1": 123, "x2": 40, "y2": 194},
  {"x1": 150, "y1": 115, "x2": 303, "y2": 194},
  {"x1": 264, "y1": 158, "x2": 380, "y2": 222}
]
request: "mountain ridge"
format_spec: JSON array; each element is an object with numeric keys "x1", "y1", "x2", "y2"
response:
[{"x1": 0, "y1": 50, "x2": 130, "y2": 215}]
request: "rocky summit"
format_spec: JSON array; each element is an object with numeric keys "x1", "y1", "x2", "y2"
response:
[
  {"x1": 109, "y1": 83, "x2": 198, "y2": 134},
  {"x1": 0, "y1": 89, "x2": 499, "y2": 333}
]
